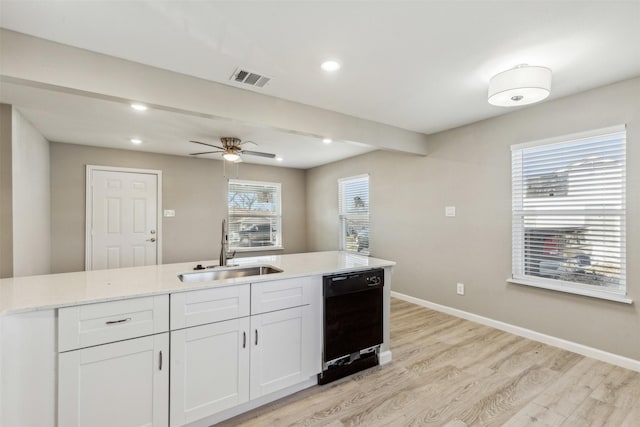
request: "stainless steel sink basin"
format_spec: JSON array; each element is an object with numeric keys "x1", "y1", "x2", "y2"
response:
[{"x1": 178, "y1": 265, "x2": 283, "y2": 283}]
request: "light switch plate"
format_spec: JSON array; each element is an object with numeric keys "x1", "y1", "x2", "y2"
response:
[
  {"x1": 445, "y1": 206, "x2": 456, "y2": 217},
  {"x1": 163, "y1": 209, "x2": 175, "y2": 217}
]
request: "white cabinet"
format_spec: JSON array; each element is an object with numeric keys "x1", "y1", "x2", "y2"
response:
[
  {"x1": 170, "y1": 284, "x2": 250, "y2": 330},
  {"x1": 250, "y1": 276, "x2": 322, "y2": 399},
  {"x1": 250, "y1": 305, "x2": 320, "y2": 398},
  {"x1": 58, "y1": 333, "x2": 169, "y2": 427},
  {"x1": 59, "y1": 295, "x2": 168, "y2": 352},
  {"x1": 169, "y1": 277, "x2": 322, "y2": 426},
  {"x1": 170, "y1": 285, "x2": 252, "y2": 427},
  {"x1": 251, "y1": 275, "x2": 315, "y2": 313},
  {"x1": 170, "y1": 317, "x2": 250, "y2": 427},
  {"x1": 58, "y1": 295, "x2": 170, "y2": 427}
]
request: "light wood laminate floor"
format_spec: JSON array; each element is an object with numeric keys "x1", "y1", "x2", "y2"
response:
[{"x1": 218, "y1": 298, "x2": 640, "y2": 426}]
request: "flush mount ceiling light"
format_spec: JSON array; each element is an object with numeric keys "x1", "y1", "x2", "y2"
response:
[
  {"x1": 488, "y1": 65, "x2": 552, "y2": 107},
  {"x1": 276, "y1": 157, "x2": 283, "y2": 162},
  {"x1": 322, "y1": 138, "x2": 333, "y2": 144},
  {"x1": 130, "y1": 103, "x2": 148, "y2": 111},
  {"x1": 321, "y1": 60, "x2": 341, "y2": 72},
  {"x1": 130, "y1": 138, "x2": 143, "y2": 144}
]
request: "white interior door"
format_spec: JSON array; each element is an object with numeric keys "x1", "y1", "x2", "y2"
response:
[{"x1": 87, "y1": 167, "x2": 161, "y2": 270}]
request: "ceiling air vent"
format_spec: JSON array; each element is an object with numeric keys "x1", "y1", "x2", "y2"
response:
[{"x1": 230, "y1": 67, "x2": 271, "y2": 88}]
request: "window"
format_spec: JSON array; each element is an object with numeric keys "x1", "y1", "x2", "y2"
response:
[
  {"x1": 339, "y1": 174, "x2": 370, "y2": 255},
  {"x1": 511, "y1": 125, "x2": 627, "y2": 302},
  {"x1": 228, "y1": 179, "x2": 282, "y2": 251}
]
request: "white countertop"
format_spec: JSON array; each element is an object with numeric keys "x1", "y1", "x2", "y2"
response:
[{"x1": 0, "y1": 251, "x2": 395, "y2": 315}]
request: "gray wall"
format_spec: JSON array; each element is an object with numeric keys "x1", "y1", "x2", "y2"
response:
[
  {"x1": 11, "y1": 109, "x2": 51, "y2": 277},
  {"x1": 306, "y1": 77, "x2": 640, "y2": 360},
  {"x1": 50, "y1": 143, "x2": 307, "y2": 273},
  {"x1": 0, "y1": 105, "x2": 12, "y2": 278}
]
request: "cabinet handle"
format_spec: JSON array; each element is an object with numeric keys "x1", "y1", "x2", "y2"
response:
[
  {"x1": 255, "y1": 329, "x2": 259, "y2": 346},
  {"x1": 243, "y1": 331, "x2": 246, "y2": 348},
  {"x1": 158, "y1": 351, "x2": 163, "y2": 371},
  {"x1": 105, "y1": 317, "x2": 132, "y2": 325}
]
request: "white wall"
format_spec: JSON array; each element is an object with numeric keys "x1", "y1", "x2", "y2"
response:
[
  {"x1": 11, "y1": 108, "x2": 51, "y2": 276},
  {"x1": 306, "y1": 77, "x2": 640, "y2": 361}
]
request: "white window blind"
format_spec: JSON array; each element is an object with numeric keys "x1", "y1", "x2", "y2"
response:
[
  {"x1": 339, "y1": 175, "x2": 369, "y2": 255},
  {"x1": 228, "y1": 179, "x2": 282, "y2": 251},
  {"x1": 511, "y1": 125, "x2": 626, "y2": 300}
]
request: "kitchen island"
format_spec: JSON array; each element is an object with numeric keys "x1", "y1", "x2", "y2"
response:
[{"x1": 0, "y1": 251, "x2": 394, "y2": 427}]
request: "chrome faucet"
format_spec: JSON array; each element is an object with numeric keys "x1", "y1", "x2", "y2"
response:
[{"x1": 219, "y1": 219, "x2": 236, "y2": 267}]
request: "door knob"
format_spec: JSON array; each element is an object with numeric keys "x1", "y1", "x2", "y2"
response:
[{"x1": 146, "y1": 237, "x2": 156, "y2": 243}]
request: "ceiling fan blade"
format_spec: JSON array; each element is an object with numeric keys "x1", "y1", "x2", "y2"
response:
[
  {"x1": 238, "y1": 140, "x2": 258, "y2": 147},
  {"x1": 242, "y1": 150, "x2": 276, "y2": 159},
  {"x1": 190, "y1": 140, "x2": 225, "y2": 150},
  {"x1": 189, "y1": 150, "x2": 223, "y2": 155}
]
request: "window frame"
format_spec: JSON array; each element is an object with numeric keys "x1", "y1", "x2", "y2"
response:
[
  {"x1": 227, "y1": 179, "x2": 283, "y2": 252},
  {"x1": 338, "y1": 174, "x2": 370, "y2": 255},
  {"x1": 509, "y1": 125, "x2": 630, "y2": 304}
]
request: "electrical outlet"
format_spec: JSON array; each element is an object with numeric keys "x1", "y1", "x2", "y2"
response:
[{"x1": 456, "y1": 283, "x2": 465, "y2": 295}]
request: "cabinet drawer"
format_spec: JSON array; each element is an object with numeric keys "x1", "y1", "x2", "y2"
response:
[
  {"x1": 58, "y1": 295, "x2": 168, "y2": 352},
  {"x1": 171, "y1": 284, "x2": 250, "y2": 330},
  {"x1": 251, "y1": 276, "x2": 321, "y2": 314}
]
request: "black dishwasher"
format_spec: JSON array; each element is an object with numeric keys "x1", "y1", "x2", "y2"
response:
[{"x1": 319, "y1": 268, "x2": 384, "y2": 384}]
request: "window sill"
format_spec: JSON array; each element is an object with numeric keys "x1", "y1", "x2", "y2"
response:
[
  {"x1": 231, "y1": 246, "x2": 284, "y2": 253},
  {"x1": 507, "y1": 277, "x2": 633, "y2": 304}
]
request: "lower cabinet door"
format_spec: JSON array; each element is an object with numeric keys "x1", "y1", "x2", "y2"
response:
[
  {"x1": 170, "y1": 317, "x2": 250, "y2": 427},
  {"x1": 58, "y1": 333, "x2": 169, "y2": 427},
  {"x1": 250, "y1": 305, "x2": 319, "y2": 399}
]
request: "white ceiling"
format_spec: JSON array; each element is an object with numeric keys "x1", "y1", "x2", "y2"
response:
[
  {"x1": 0, "y1": 81, "x2": 374, "y2": 169},
  {"x1": 1, "y1": 1, "x2": 639, "y2": 168}
]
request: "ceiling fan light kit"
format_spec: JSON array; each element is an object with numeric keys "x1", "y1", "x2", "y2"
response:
[
  {"x1": 223, "y1": 152, "x2": 240, "y2": 162},
  {"x1": 488, "y1": 65, "x2": 552, "y2": 107}
]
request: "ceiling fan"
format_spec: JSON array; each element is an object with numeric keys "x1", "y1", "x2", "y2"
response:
[{"x1": 189, "y1": 137, "x2": 276, "y2": 162}]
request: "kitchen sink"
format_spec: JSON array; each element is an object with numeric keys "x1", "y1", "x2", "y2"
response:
[{"x1": 177, "y1": 265, "x2": 283, "y2": 283}]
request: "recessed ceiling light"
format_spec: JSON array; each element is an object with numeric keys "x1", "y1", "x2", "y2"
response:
[
  {"x1": 276, "y1": 157, "x2": 283, "y2": 162},
  {"x1": 130, "y1": 138, "x2": 143, "y2": 145},
  {"x1": 321, "y1": 60, "x2": 341, "y2": 72},
  {"x1": 322, "y1": 138, "x2": 333, "y2": 144},
  {"x1": 130, "y1": 103, "x2": 148, "y2": 111}
]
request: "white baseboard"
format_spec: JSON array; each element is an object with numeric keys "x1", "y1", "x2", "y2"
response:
[
  {"x1": 391, "y1": 291, "x2": 640, "y2": 373},
  {"x1": 187, "y1": 377, "x2": 317, "y2": 427},
  {"x1": 379, "y1": 350, "x2": 392, "y2": 365}
]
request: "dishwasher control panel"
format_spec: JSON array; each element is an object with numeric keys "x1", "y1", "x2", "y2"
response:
[{"x1": 323, "y1": 268, "x2": 384, "y2": 297}]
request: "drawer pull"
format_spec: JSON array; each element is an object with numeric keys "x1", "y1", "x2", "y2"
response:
[
  {"x1": 158, "y1": 350, "x2": 163, "y2": 370},
  {"x1": 105, "y1": 317, "x2": 132, "y2": 325},
  {"x1": 243, "y1": 331, "x2": 247, "y2": 348},
  {"x1": 255, "y1": 329, "x2": 259, "y2": 346}
]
